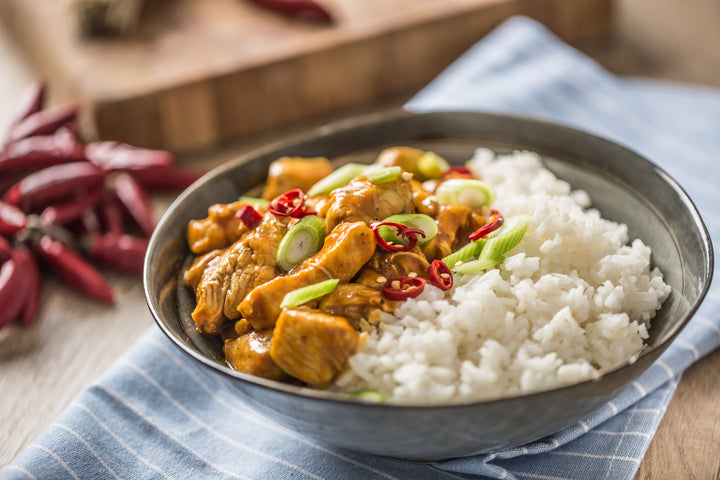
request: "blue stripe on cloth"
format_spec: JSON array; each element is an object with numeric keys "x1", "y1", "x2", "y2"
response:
[{"x1": 2, "y1": 15, "x2": 718, "y2": 480}]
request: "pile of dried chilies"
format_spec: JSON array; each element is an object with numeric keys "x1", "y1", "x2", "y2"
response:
[{"x1": 0, "y1": 80, "x2": 203, "y2": 330}]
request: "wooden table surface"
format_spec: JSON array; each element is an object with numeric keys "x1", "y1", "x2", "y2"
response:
[{"x1": 1, "y1": 0, "x2": 719, "y2": 478}]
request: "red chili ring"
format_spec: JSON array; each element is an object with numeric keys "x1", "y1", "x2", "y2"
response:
[
  {"x1": 469, "y1": 209, "x2": 504, "y2": 241},
  {"x1": 370, "y1": 221, "x2": 425, "y2": 252},
  {"x1": 382, "y1": 276, "x2": 426, "y2": 301},
  {"x1": 428, "y1": 259, "x2": 453, "y2": 291},
  {"x1": 268, "y1": 188, "x2": 316, "y2": 218}
]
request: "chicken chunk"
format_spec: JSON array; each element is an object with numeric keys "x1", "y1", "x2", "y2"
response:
[
  {"x1": 270, "y1": 308, "x2": 359, "y2": 387},
  {"x1": 187, "y1": 201, "x2": 252, "y2": 255},
  {"x1": 374, "y1": 146, "x2": 426, "y2": 180},
  {"x1": 318, "y1": 283, "x2": 394, "y2": 327},
  {"x1": 323, "y1": 176, "x2": 414, "y2": 231},
  {"x1": 192, "y1": 213, "x2": 288, "y2": 335},
  {"x1": 224, "y1": 329, "x2": 290, "y2": 381},
  {"x1": 411, "y1": 180, "x2": 439, "y2": 217},
  {"x1": 263, "y1": 156, "x2": 334, "y2": 199},
  {"x1": 355, "y1": 248, "x2": 431, "y2": 288},
  {"x1": 238, "y1": 221, "x2": 376, "y2": 330},
  {"x1": 183, "y1": 248, "x2": 223, "y2": 290}
]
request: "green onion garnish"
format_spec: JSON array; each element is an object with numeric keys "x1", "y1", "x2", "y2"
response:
[
  {"x1": 238, "y1": 196, "x2": 270, "y2": 207},
  {"x1": 280, "y1": 278, "x2": 339, "y2": 309},
  {"x1": 451, "y1": 255, "x2": 504, "y2": 275},
  {"x1": 435, "y1": 179, "x2": 496, "y2": 208},
  {"x1": 377, "y1": 213, "x2": 438, "y2": 246},
  {"x1": 366, "y1": 166, "x2": 402, "y2": 184},
  {"x1": 417, "y1": 151, "x2": 450, "y2": 179},
  {"x1": 441, "y1": 239, "x2": 485, "y2": 269},
  {"x1": 345, "y1": 389, "x2": 387, "y2": 402},
  {"x1": 478, "y1": 214, "x2": 531, "y2": 261},
  {"x1": 276, "y1": 215, "x2": 325, "y2": 271},
  {"x1": 307, "y1": 163, "x2": 368, "y2": 197}
]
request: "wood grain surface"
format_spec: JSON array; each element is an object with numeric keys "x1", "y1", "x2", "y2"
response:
[
  {"x1": 1, "y1": 0, "x2": 719, "y2": 478},
  {"x1": 0, "y1": 0, "x2": 612, "y2": 153}
]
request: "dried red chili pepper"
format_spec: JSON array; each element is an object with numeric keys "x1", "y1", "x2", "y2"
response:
[
  {"x1": 469, "y1": 209, "x2": 504, "y2": 241},
  {"x1": 85, "y1": 141, "x2": 174, "y2": 174},
  {"x1": 112, "y1": 172, "x2": 155, "y2": 237},
  {"x1": 0, "y1": 200, "x2": 28, "y2": 236},
  {"x1": 0, "y1": 236, "x2": 12, "y2": 261},
  {"x1": 100, "y1": 196, "x2": 125, "y2": 235},
  {"x1": 382, "y1": 276, "x2": 426, "y2": 301},
  {"x1": 17, "y1": 245, "x2": 41, "y2": 326},
  {"x1": 0, "y1": 247, "x2": 32, "y2": 329},
  {"x1": 7, "y1": 103, "x2": 78, "y2": 143},
  {"x1": 133, "y1": 167, "x2": 204, "y2": 191},
  {"x1": 40, "y1": 187, "x2": 104, "y2": 226},
  {"x1": 269, "y1": 188, "x2": 315, "y2": 218},
  {"x1": 0, "y1": 128, "x2": 85, "y2": 173},
  {"x1": 247, "y1": 0, "x2": 333, "y2": 22},
  {"x1": 236, "y1": 205, "x2": 263, "y2": 229},
  {"x1": 85, "y1": 232, "x2": 148, "y2": 275},
  {"x1": 428, "y1": 259, "x2": 453, "y2": 291},
  {"x1": 36, "y1": 234, "x2": 114, "y2": 303},
  {"x1": 3, "y1": 161, "x2": 106, "y2": 211},
  {"x1": 441, "y1": 166, "x2": 474, "y2": 181},
  {"x1": 370, "y1": 221, "x2": 425, "y2": 252},
  {"x1": 8, "y1": 79, "x2": 46, "y2": 131}
]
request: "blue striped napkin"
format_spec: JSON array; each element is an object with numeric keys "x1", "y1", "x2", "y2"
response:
[{"x1": 2, "y1": 16, "x2": 718, "y2": 480}]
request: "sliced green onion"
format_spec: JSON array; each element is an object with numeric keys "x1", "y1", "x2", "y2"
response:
[
  {"x1": 238, "y1": 196, "x2": 269, "y2": 207},
  {"x1": 276, "y1": 215, "x2": 325, "y2": 271},
  {"x1": 441, "y1": 239, "x2": 485, "y2": 269},
  {"x1": 451, "y1": 255, "x2": 504, "y2": 275},
  {"x1": 345, "y1": 389, "x2": 387, "y2": 402},
  {"x1": 366, "y1": 166, "x2": 402, "y2": 184},
  {"x1": 280, "y1": 278, "x2": 339, "y2": 308},
  {"x1": 435, "y1": 179, "x2": 495, "y2": 208},
  {"x1": 417, "y1": 151, "x2": 450, "y2": 179},
  {"x1": 377, "y1": 213, "x2": 437, "y2": 246},
  {"x1": 478, "y1": 214, "x2": 531, "y2": 260},
  {"x1": 307, "y1": 163, "x2": 368, "y2": 197}
]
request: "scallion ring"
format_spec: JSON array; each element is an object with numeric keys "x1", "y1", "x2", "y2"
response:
[
  {"x1": 435, "y1": 178, "x2": 495, "y2": 208},
  {"x1": 478, "y1": 214, "x2": 531, "y2": 261},
  {"x1": 377, "y1": 213, "x2": 437, "y2": 246},
  {"x1": 417, "y1": 151, "x2": 450, "y2": 179},
  {"x1": 276, "y1": 215, "x2": 325, "y2": 271},
  {"x1": 366, "y1": 166, "x2": 402, "y2": 184}
]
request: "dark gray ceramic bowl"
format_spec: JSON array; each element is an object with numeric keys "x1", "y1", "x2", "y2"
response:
[{"x1": 144, "y1": 110, "x2": 713, "y2": 460}]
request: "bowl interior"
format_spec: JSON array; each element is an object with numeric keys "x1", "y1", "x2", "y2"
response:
[{"x1": 145, "y1": 110, "x2": 712, "y2": 404}]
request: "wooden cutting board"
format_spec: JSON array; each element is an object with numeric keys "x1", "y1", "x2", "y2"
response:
[{"x1": 0, "y1": 0, "x2": 612, "y2": 153}]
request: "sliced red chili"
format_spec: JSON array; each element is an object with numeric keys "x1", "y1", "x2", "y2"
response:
[
  {"x1": 428, "y1": 259, "x2": 453, "y2": 291},
  {"x1": 382, "y1": 276, "x2": 426, "y2": 301},
  {"x1": 268, "y1": 188, "x2": 315, "y2": 218},
  {"x1": 236, "y1": 205, "x2": 263, "y2": 230},
  {"x1": 469, "y1": 209, "x2": 504, "y2": 241},
  {"x1": 441, "y1": 166, "x2": 474, "y2": 180},
  {"x1": 370, "y1": 221, "x2": 425, "y2": 252}
]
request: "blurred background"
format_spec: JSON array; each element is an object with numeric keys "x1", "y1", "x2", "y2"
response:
[{"x1": 1, "y1": 0, "x2": 719, "y2": 477}]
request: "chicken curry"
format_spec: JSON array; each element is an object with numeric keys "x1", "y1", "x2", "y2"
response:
[{"x1": 184, "y1": 147, "x2": 513, "y2": 389}]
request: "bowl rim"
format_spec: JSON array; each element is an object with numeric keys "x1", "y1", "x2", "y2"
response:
[{"x1": 144, "y1": 108, "x2": 714, "y2": 409}]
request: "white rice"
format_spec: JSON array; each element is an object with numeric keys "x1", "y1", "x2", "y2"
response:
[{"x1": 333, "y1": 148, "x2": 671, "y2": 404}]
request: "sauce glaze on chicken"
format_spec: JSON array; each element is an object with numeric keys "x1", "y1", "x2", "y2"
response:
[{"x1": 184, "y1": 147, "x2": 493, "y2": 388}]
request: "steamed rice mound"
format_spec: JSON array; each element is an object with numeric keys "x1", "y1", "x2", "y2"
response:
[{"x1": 333, "y1": 149, "x2": 671, "y2": 404}]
